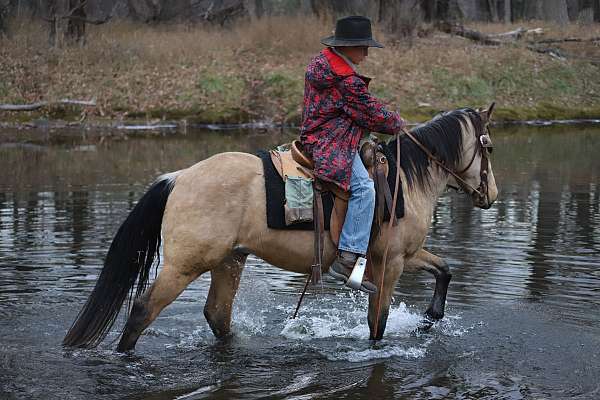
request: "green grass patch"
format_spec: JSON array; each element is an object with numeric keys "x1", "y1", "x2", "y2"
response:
[
  {"x1": 196, "y1": 70, "x2": 246, "y2": 108},
  {"x1": 432, "y1": 67, "x2": 494, "y2": 103}
]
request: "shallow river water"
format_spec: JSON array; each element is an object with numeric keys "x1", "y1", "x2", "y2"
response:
[{"x1": 0, "y1": 124, "x2": 599, "y2": 399}]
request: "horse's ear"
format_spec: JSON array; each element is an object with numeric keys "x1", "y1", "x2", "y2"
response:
[{"x1": 480, "y1": 102, "x2": 495, "y2": 123}]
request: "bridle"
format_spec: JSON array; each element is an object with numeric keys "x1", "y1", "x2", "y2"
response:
[{"x1": 399, "y1": 115, "x2": 493, "y2": 204}]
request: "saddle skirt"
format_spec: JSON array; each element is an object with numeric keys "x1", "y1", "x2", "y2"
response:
[{"x1": 269, "y1": 140, "x2": 393, "y2": 245}]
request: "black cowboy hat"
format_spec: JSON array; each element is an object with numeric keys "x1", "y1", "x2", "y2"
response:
[{"x1": 321, "y1": 15, "x2": 384, "y2": 48}]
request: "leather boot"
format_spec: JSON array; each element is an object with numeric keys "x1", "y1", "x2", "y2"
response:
[{"x1": 329, "y1": 251, "x2": 378, "y2": 294}]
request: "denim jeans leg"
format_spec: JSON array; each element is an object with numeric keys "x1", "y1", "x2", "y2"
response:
[{"x1": 338, "y1": 152, "x2": 375, "y2": 255}]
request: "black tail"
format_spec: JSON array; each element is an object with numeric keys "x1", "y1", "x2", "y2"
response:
[{"x1": 63, "y1": 173, "x2": 177, "y2": 348}]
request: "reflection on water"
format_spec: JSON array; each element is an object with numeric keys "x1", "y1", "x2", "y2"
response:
[{"x1": 0, "y1": 125, "x2": 599, "y2": 399}]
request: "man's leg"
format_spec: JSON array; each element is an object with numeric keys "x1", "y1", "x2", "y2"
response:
[{"x1": 329, "y1": 152, "x2": 377, "y2": 293}]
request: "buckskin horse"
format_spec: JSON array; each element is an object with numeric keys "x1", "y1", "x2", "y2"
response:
[{"x1": 63, "y1": 105, "x2": 498, "y2": 351}]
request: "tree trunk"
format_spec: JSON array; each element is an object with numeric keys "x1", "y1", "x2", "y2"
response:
[
  {"x1": 48, "y1": 0, "x2": 86, "y2": 47},
  {"x1": 0, "y1": 0, "x2": 8, "y2": 37},
  {"x1": 434, "y1": 0, "x2": 462, "y2": 20},
  {"x1": 503, "y1": 0, "x2": 511, "y2": 22},
  {"x1": 128, "y1": 0, "x2": 162, "y2": 22},
  {"x1": 541, "y1": 0, "x2": 570, "y2": 24},
  {"x1": 68, "y1": 0, "x2": 86, "y2": 44},
  {"x1": 244, "y1": 0, "x2": 262, "y2": 19},
  {"x1": 379, "y1": 0, "x2": 420, "y2": 45},
  {"x1": 421, "y1": 0, "x2": 435, "y2": 21},
  {"x1": 488, "y1": 0, "x2": 499, "y2": 21}
]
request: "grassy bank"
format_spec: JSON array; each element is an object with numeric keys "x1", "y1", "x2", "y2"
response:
[{"x1": 1, "y1": 17, "x2": 600, "y2": 125}]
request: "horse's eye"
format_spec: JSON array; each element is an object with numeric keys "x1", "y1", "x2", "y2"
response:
[{"x1": 480, "y1": 134, "x2": 493, "y2": 148}]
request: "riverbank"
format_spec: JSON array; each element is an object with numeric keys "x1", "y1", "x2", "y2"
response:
[{"x1": 1, "y1": 17, "x2": 599, "y2": 126}]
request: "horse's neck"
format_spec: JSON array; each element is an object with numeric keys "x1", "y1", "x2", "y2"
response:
[
  {"x1": 389, "y1": 128, "x2": 471, "y2": 255},
  {"x1": 405, "y1": 164, "x2": 450, "y2": 222}
]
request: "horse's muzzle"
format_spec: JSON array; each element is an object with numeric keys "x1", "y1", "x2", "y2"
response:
[{"x1": 472, "y1": 190, "x2": 492, "y2": 209}]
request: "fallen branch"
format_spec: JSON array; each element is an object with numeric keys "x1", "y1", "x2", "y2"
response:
[
  {"x1": 438, "y1": 22, "x2": 546, "y2": 46},
  {"x1": 61, "y1": 15, "x2": 111, "y2": 25},
  {"x1": 436, "y1": 22, "x2": 583, "y2": 61},
  {"x1": 489, "y1": 27, "x2": 544, "y2": 40},
  {"x1": 526, "y1": 46, "x2": 568, "y2": 60},
  {"x1": 437, "y1": 21, "x2": 501, "y2": 45},
  {"x1": 531, "y1": 36, "x2": 600, "y2": 45},
  {"x1": 0, "y1": 99, "x2": 96, "y2": 111}
]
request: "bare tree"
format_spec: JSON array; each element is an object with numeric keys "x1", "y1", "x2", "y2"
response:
[
  {"x1": 45, "y1": 0, "x2": 111, "y2": 47},
  {"x1": 47, "y1": 0, "x2": 88, "y2": 46},
  {"x1": 0, "y1": 0, "x2": 9, "y2": 37},
  {"x1": 541, "y1": 0, "x2": 570, "y2": 24},
  {"x1": 244, "y1": 0, "x2": 263, "y2": 20},
  {"x1": 421, "y1": 0, "x2": 463, "y2": 21},
  {"x1": 503, "y1": 0, "x2": 511, "y2": 23},
  {"x1": 487, "y1": 0, "x2": 499, "y2": 21},
  {"x1": 128, "y1": 0, "x2": 162, "y2": 22},
  {"x1": 593, "y1": 0, "x2": 600, "y2": 21},
  {"x1": 379, "y1": 0, "x2": 421, "y2": 45}
]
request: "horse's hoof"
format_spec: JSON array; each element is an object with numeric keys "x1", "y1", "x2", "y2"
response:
[
  {"x1": 416, "y1": 318, "x2": 434, "y2": 333},
  {"x1": 425, "y1": 307, "x2": 444, "y2": 321}
]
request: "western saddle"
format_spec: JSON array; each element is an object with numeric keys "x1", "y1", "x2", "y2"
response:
[{"x1": 270, "y1": 139, "x2": 396, "y2": 285}]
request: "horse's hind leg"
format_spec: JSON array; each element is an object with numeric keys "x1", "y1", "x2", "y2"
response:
[
  {"x1": 117, "y1": 265, "x2": 200, "y2": 352},
  {"x1": 204, "y1": 253, "x2": 246, "y2": 339},
  {"x1": 406, "y1": 249, "x2": 452, "y2": 321}
]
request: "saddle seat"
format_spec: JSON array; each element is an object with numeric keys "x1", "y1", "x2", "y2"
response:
[{"x1": 270, "y1": 139, "x2": 391, "y2": 246}]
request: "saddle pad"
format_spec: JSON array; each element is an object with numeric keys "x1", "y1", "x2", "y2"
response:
[
  {"x1": 258, "y1": 150, "x2": 334, "y2": 230},
  {"x1": 257, "y1": 148, "x2": 404, "y2": 230}
]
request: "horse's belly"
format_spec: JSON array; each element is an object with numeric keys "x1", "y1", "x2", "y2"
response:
[{"x1": 243, "y1": 228, "x2": 337, "y2": 274}]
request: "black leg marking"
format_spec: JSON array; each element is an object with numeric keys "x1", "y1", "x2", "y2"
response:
[
  {"x1": 369, "y1": 309, "x2": 389, "y2": 341},
  {"x1": 117, "y1": 299, "x2": 150, "y2": 352},
  {"x1": 425, "y1": 263, "x2": 452, "y2": 321}
]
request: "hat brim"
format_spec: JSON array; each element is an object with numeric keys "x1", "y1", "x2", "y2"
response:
[{"x1": 320, "y1": 36, "x2": 384, "y2": 48}]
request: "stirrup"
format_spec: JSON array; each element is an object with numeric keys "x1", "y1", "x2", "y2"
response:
[{"x1": 345, "y1": 257, "x2": 367, "y2": 290}]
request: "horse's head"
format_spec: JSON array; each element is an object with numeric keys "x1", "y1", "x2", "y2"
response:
[{"x1": 449, "y1": 103, "x2": 498, "y2": 209}]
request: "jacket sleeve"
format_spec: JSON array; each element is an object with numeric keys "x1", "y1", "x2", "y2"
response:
[{"x1": 339, "y1": 76, "x2": 405, "y2": 135}]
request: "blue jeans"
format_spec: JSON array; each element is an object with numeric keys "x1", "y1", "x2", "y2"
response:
[{"x1": 338, "y1": 152, "x2": 375, "y2": 255}]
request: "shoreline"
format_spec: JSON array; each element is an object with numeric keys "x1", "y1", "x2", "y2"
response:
[
  {"x1": 2, "y1": 103, "x2": 600, "y2": 134},
  {"x1": 1, "y1": 113, "x2": 599, "y2": 136}
]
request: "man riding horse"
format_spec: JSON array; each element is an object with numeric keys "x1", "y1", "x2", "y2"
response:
[{"x1": 300, "y1": 16, "x2": 405, "y2": 293}]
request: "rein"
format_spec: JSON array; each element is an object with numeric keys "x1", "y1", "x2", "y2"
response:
[
  {"x1": 373, "y1": 132, "x2": 401, "y2": 340},
  {"x1": 372, "y1": 120, "x2": 491, "y2": 337}
]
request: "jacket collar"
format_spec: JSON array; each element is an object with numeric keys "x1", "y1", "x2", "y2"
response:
[
  {"x1": 323, "y1": 47, "x2": 355, "y2": 77},
  {"x1": 322, "y1": 47, "x2": 371, "y2": 85},
  {"x1": 330, "y1": 47, "x2": 358, "y2": 72}
]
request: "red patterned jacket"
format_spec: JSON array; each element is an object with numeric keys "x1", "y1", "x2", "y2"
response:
[{"x1": 299, "y1": 47, "x2": 404, "y2": 191}]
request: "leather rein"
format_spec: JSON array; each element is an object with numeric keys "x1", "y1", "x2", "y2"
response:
[{"x1": 399, "y1": 123, "x2": 493, "y2": 204}]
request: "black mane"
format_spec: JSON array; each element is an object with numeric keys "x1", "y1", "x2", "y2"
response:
[{"x1": 384, "y1": 108, "x2": 483, "y2": 188}]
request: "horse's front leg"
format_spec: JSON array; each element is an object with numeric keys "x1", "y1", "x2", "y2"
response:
[
  {"x1": 405, "y1": 249, "x2": 452, "y2": 321},
  {"x1": 367, "y1": 255, "x2": 404, "y2": 340}
]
